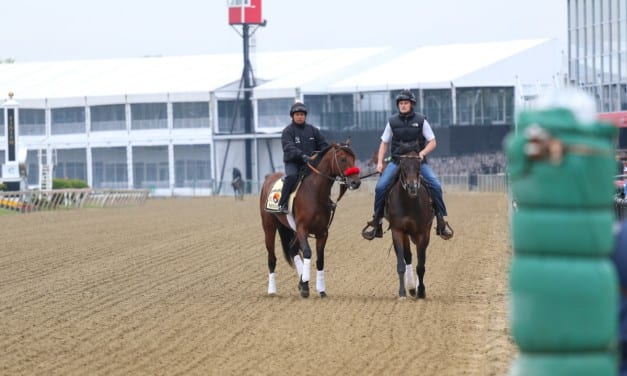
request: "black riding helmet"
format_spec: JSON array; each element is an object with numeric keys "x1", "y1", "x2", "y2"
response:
[
  {"x1": 290, "y1": 102, "x2": 308, "y2": 117},
  {"x1": 395, "y1": 89, "x2": 417, "y2": 107}
]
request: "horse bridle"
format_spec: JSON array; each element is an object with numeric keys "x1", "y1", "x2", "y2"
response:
[
  {"x1": 306, "y1": 145, "x2": 355, "y2": 186},
  {"x1": 398, "y1": 155, "x2": 422, "y2": 191}
]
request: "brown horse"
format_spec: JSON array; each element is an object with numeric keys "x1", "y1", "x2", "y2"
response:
[
  {"x1": 259, "y1": 142, "x2": 361, "y2": 298},
  {"x1": 385, "y1": 142, "x2": 434, "y2": 299}
]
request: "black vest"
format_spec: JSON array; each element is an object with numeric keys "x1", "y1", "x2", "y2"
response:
[{"x1": 389, "y1": 111, "x2": 427, "y2": 161}]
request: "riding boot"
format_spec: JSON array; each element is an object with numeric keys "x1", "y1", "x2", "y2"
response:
[
  {"x1": 436, "y1": 213, "x2": 454, "y2": 240},
  {"x1": 278, "y1": 177, "x2": 296, "y2": 214}
]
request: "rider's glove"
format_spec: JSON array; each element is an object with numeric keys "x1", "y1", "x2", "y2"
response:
[{"x1": 301, "y1": 154, "x2": 310, "y2": 164}]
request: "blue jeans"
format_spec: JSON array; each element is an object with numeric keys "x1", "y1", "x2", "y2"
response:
[{"x1": 373, "y1": 161, "x2": 447, "y2": 218}]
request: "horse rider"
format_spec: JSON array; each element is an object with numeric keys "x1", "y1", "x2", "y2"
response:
[
  {"x1": 231, "y1": 167, "x2": 242, "y2": 189},
  {"x1": 277, "y1": 101, "x2": 329, "y2": 214},
  {"x1": 362, "y1": 89, "x2": 454, "y2": 240},
  {"x1": 232, "y1": 167, "x2": 242, "y2": 183}
]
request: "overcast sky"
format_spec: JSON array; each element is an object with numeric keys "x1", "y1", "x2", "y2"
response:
[{"x1": 2, "y1": 0, "x2": 567, "y2": 63}]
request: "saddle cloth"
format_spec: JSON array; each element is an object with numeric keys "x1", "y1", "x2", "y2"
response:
[{"x1": 264, "y1": 179, "x2": 300, "y2": 213}]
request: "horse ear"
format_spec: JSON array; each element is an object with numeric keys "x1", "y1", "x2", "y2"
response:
[{"x1": 344, "y1": 137, "x2": 352, "y2": 146}]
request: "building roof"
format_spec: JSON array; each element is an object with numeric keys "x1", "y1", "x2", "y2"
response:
[{"x1": 0, "y1": 38, "x2": 560, "y2": 104}]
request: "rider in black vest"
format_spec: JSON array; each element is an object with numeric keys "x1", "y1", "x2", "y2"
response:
[
  {"x1": 277, "y1": 101, "x2": 329, "y2": 214},
  {"x1": 362, "y1": 89, "x2": 453, "y2": 240}
]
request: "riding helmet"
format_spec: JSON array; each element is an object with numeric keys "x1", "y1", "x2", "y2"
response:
[
  {"x1": 290, "y1": 102, "x2": 308, "y2": 116},
  {"x1": 395, "y1": 89, "x2": 417, "y2": 106}
]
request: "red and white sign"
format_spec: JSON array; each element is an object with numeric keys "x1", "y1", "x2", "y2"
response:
[{"x1": 228, "y1": 0, "x2": 263, "y2": 25}]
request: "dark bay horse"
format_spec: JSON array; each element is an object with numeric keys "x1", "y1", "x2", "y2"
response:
[
  {"x1": 259, "y1": 142, "x2": 361, "y2": 298},
  {"x1": 231, "y1": 177, "x2": 244, "y2": 200},
  {"x1": 385, "y1": 142, "x2": 434, "y2": 299}
]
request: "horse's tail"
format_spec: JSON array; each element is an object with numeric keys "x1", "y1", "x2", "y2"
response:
[{"x1": 277, "y1": 225, "x2": 295, "y2": 267}]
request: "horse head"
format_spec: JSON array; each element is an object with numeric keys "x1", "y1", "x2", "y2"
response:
[
  {"x1": 314, "y1": 141, "x2": 361, "y2": 191},
  {"x1": 397, "y1": 142, "x2": 422, "y2": 198},
  {"x1": 332, "y1": 140, "x2": 361, "y2": 191}
]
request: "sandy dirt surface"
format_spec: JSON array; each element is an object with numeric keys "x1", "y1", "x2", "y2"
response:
[{"x1": 0, "y1": 189, "x2": 516, "y2": 376}]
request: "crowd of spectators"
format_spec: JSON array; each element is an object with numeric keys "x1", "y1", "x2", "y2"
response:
[
  {"x1": 429, "y1": 152, "x2": 507, "y2": 175},
  {"x1": 357, "y1": 151, "x2": 507, "y2": 177}
]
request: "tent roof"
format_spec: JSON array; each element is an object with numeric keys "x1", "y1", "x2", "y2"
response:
[{"x1": 0, "y1": 38, "x2": 558, "y2": 102}]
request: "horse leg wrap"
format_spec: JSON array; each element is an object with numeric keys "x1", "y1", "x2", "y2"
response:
[
  {"x1": 268, "y1": 273, "x2": 277, "y2": 295},
  {"x1": 302, "y1": 258, "x2": 311, "y2": 282},
  {"x1": 316, "y1": 270, "x2": 325, "y2": 293},
  {"x1": 405, "y1": 264, "x2": 416, "y2": 288},
  {"x1": 293, "y1": 255, "x2": 304, "y2": 278}
]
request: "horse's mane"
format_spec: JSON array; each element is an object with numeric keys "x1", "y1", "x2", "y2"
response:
[
  {"x1": 397, "y1": 141, "x2": 421, "y2": 155},
  {"x1": 311, "y1": 142, "x2": 355, "y2": 164}
]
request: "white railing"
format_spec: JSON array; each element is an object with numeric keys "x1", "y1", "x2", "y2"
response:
[
  {"x1": 348, "y1": 173, "x2": 509, "y2": 195},
  {"x1": 0, "y1": 189, "x2": 149, "y2": 213}
]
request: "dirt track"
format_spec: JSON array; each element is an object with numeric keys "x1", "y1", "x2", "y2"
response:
[{"x1": 0, "y1": 190, "x2": 516, "y2": 375}]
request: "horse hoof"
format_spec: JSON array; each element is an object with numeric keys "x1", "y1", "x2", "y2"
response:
[
  {"x1": 409, "y1": 288, "x2": 416, "y2": 297},
  {"x1": 398, "y1": 296, "x2": 406, "y2": 301},
  {"x1": 300, "y1": 281, "x2": 310, "y2": 298},
  {"x1": 319, "y1": 291, "x2": 327, "y2": 298},
  {"x1": 417, "y1": 290, "x2": 426, "y2": 299}
]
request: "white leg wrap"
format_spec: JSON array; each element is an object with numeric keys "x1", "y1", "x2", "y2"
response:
[
  {"x1": 316, "y1": 270, "x2": 325, "y2": 292},
  {"x1": 302, "y1": 258, "x2": 311, "y2": 282},
  {"x1": 294, "y1": 255, "x2": 304, "y2": 278},
  {"x1": 268, "y1": 273, "x2": 277, "y2": 295},
  {"x1": 405, "y1": 264, "x2": 416, "y2": 288}
]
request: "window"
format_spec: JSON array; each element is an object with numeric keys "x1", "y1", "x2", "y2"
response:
[
  {"x1": 18, "y1": 109, "x2": 45, "y2": 136},
  {"x1": 51, "y1": 107, "x2": 85, "y2": 134},
  {"x1": 91, "y1": 104, "x2": 126, "y2": 132},
  {"x1": 173, "y1": 102, "x2": 209, "y2": 129},
  {"x1": 305, "y1": 94, "x2": 353, "y2": 131},
  {"x1": 217, "y1": 100, "x2": 245, "y2": 133},
  {"x1": 257, "y1": 98, "x2": 292, "y2": 129},
  {"x1": 356, "y1": 92, "x2": 386, "y2": 131},
  {"x1": 91, "y1": 147, "x2": 128, "y2": 189},
  {"x1": 423, "y1": 89, "x2": 452, "y2": 127},
  {"x1": 132, "y1": 146, "x2": 169, "y2": 189},
  {"x1": 54, "y1": 149, "x2": 87, "y2": 181},
  {"x1": 173, "y1": 144, "x2": 212, "y2": 188},
  {"x1": 131, "y1": 103, "x2": 167, "y2": 130},
  {"x1": 455, "y1": 87, "x2": 514, "y2": 126}
]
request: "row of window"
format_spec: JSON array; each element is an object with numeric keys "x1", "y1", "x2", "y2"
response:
[
  {"x1": 11, "y1": 145, "x2": 212, "y2": 190},
  {"x1": 305, "y1": 88, "x2": 513, "y2": 129},
  {"x1": 0, "y1": 88, "x2": 515, "y2": 137},
  {"x1": 569, "y1": 0, "x2": 627, "y2": 111}
]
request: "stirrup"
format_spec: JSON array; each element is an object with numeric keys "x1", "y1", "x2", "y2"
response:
[
  {"x1": 436, "y1": 221, "x2": 454, "y2": 240},
  {"x1": 361, "y1": 220, "x2": 382, "y2": 240}
]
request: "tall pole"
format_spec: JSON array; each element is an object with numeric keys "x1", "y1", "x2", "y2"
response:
[{"x1": 242, "y1": 24, "x2": 253, "y2": 193}]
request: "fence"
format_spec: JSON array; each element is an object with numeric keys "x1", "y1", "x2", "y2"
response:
[
  {"x1": 358, "y1": 173, "x2": 509, "y2": 195},
  {"x1": 0, "y1": 189, "x2": 150, "y2": 213}
]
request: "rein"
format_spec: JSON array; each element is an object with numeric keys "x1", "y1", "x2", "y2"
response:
[
  {"x1": 359, "y1": 171, "x2": 380, "y2": 179},
  {"x1": 305, "y1": 145, "x2": 358, "y2": 203},
  {"x1": 301, "y1": 145, "x2": 358, "y2": 235}
]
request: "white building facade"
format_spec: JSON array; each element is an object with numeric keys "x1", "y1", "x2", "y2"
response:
[{"x1": 0, "y1": 40, "x2": 563, "y2": 195}]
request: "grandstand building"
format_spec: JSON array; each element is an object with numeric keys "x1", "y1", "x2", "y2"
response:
[
  {"x1": 567, "y1": 0, "x2": 627, "y2": 147},
  {"x1": 0, "y1": 39, "x2": 562, "y2": 195}
]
